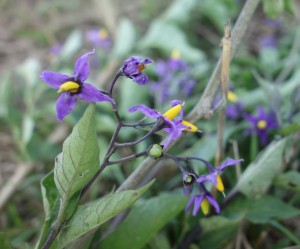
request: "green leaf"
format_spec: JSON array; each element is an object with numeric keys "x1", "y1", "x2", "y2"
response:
[
  {"x1": 41, "y1": 172, "x2": 60, "y2": 221},
  {"x1": 163, "y1": 0, "x2": 198, "y2": 24},
  {"x1": 54, "y1": 104, "x2": 100, "y2": 200},
  {"x1": 139, "y1": 21, "x2": 205, "y2": 64},
  {"x1": 60, "y1": 30, "x2": 83, "y2": 60},
  {"x1": 199, "y1": 216, "x2": 238, "y2": 249},
  {"x1": 58, "y1": 179, "x2": 155, "y2": 247},
  {"x1": 0, "y1": 233, "x2": 13, "y2": 249},
  {"x1": 100, "y1": 192, "x2": 187, "y2": 249},
  {"x1": 263, "y1": 0, "x2": 284, "y2": 19},
  {"x1": 112, "y1": 18, "x2": 136, "y2": 57},
  {"x1": 233, "y1": 138, "x2": 287, "y2": 197},
  {"x1": 274, "y1": 171, "x2": 300, "y2": 192},
  {"x1": 224, "y1": 195, "x2": 300, "y2": 224},
  {"x1": 35, "y1": 172, "x2": 60, "y2": 249}
]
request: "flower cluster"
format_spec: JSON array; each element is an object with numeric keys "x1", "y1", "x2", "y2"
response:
[
  {"x1": 129, "y1": 100, "x2": 199, "y2": 148},
  {"x1": 40, "y1": 49, "x2": 243, "y2": 218},
  {"x1": 182, "y1": 158, "x2": 243, "y2": 216},
  {"x1": 244, "y1": 106, "x2": 278, "y2": 144},
  {"x1": 150, "y1": 50, "x2": 196, "y2": 104}
]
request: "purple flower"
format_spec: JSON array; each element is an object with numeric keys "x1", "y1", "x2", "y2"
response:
[
  {"x1": 196, "y1": 158, "x2": 243, "y2": 188},
  {"x1": 185, "y1": 192, "x2": 220, "y2": 216},
  {"x1": 40, "y1": 50, "x2": 114, "y2": 121},
  {"x1": 128, "y1": 100, "x2": 191, "y2": 148},
  {"x1": 244, "y1": 106, "x2": 278, "y2": 144},
  {"x1": 86, "y1": 28, "x2": 112, "y2": 50},
  {"x1": 122, "y1": 56, "x2": 152, "y2": 85}
]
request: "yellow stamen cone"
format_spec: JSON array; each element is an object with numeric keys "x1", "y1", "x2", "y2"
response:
[
  {"x1": 171, "y1": 49, "x2": 181, "y2": 59},
  {"x1": 201, "y1": 198, "x2": 210, "y2": 215},
  {"x1": 58, "y1": 81, "x2": 80, "y2": 94},
  {"x1": 257, "y1": 120, "x2": 267, "y2": 129},
  {"x1": 216, "y1": 175, "x2": 225, "y2": 193},
  {"x1": 99, "y1": 28, "x2": 109, "y2": 39},
  {"x1": 163, "y1": 104, "x2": 183, "y2": 120},
  {"x1": 182, "y1": 120, "x2": 200, "y2": 133},
  {"x1": 227, "y1": 90, "x2": 238, "y2": 103}
]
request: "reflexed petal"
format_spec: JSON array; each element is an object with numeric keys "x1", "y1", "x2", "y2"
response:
[
  {"x1": 205, "y1": 194, "x2": 220, "y2": 213},
  {"x1": 185, "y1": 196, "x2": 196, "y2": 213},
  {"x1": 218, "y1": 158, "x2": 244, "y2": 172},
  {"x1": 143, "y1": 58, "x2": 153, "y2": 64},
  {"x1": 163, "y1": 120, "x2": 185, "y2": 148},
  {"x1": 128, "y1": 104, "x2": 161, "y2": 119},
  {"x1": 133, "y1": 74, "x2": 148, "y2": 85},
  {"x1": 192, "y1": 195, "x2": 204, "y2": 216},
  {"x1": 40, "y1": 71, "x2": 71, "y2": 89},
  {"x1": 73, "y1": 49, "x2": 95, "y2": 82},
  {"x1": 78, "y1": 83, "x2": 114, "y2": 103},
  {"x1": 56, "y1": 92, "x2": 77, "y2": 121},
  {"x1": 170, "y1": 99, "x2": 183, "y2": 107},
  {"x1": 196, "y1": 173, "x2": 218, "y2": 185}
]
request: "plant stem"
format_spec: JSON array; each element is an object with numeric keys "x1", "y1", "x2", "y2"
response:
[{"x1": 107, "y1": 151, "x2": 148, "y2": 165}]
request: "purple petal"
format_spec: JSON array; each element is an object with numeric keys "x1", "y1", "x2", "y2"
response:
[
  {"x1": 205, "y1": 193, "x2": 220, "y2": 213},
  {"x1": 56, "y1": 92, "x2": 77, "y2": 121},
  {"x1": 170, "y1": 99, "x2": 183, "y2": 107},
  {"x1": 163, "y1": 120, "x2": 185, "y2": 148},
  {"x1": 185, "y1": 196, "x2": 196, "y2": 213},
  {"x1": 73, "y1": 50, "x2": 95, "y2": 82},
  {"x1": 77, "y1": 83, "x2": 114, "y2": 103},
  {"x1": 192, "y1": 195, "x2": 204, "y2": 216},
  {"x1": 40, "y1": 71, "x2": 71, "y2": 89},
  {"x1": 218, "y1": 158, "x2": 244, "y2": 172},
  {"x1": 133, "y1": 74, "x2": 149, "y2": 85},
  {"x1": 196, "y1": 173, "x2": 218, "y2": 185},
  {"x1": 143, "y1": 58, "x2": 153, "y2": 64},
  {"x1": 128, "y1": 104, "x2": 162, "y2": 119}
]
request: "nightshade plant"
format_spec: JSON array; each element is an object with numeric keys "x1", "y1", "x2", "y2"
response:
[{"x1": 38, "y1": 50, "x2": 242, "y2": 249}]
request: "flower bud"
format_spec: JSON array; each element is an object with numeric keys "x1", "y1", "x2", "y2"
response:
[{"x1": 148, "y1": 144, "x2": 163, "y2": 159}]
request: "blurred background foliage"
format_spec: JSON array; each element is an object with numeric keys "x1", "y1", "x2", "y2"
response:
[{"x1": 0, "y1": 0, "x2": 300, "y2": 248}]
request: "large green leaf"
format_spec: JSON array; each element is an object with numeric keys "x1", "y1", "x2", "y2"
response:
[
  {"x1": 58, "y1": 180, "x2": 155, "y2": 248},
  {"x1": 0, "y1": 233, "x2": 13, "y2": 249},
  {"x1": 54, "y1": 104, "x2": 100, "y2": 200},
  {"x1": 223, "y1": 195, "x2": 300, "y2": 224},
  {"x1": 233, "y1": 138, "x2": 286, "y2": 197},
  {"x1": 100, "y1": 192, "x2": 187, "y2": 249}
]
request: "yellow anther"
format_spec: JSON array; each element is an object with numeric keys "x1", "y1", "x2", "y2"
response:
[
  {"x1": 227, "y1": 90, "x2": 238, "y2": 103},
  {"x1": 163, "y1": 104, "x2": 183, "y2": 120},
  {"x1": 182, "y1": 120, "x2": 200, "y2": 132},
  {"x1": 58, "y1": 81, "x2": 80, "y2": 94},
  {"x1": 171, "y1": 49, "x2": 181, "y2": 59},
  {"x1": 201, "y1": 198, "x2": 210, "y2": 215},
  {"x1": 257, "y1": 120, "x2": 267, "y2": 129},
  {"x1": 216, "y1": 175, "x2": 225, "y2": 192},
  {"x1": 99, "y1": 28, "x2": 109, "y2": 39}
]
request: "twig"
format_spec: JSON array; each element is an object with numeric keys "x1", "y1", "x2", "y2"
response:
[
  {"x1": 117, "y1": 0, "x2": 261, "y2": 192},
  {"x1": 231, "y1": 139, "x2": 242, "y2": 179},
  {"x1": 0, "y1": 162, "x2": 34, "y2": 212}
]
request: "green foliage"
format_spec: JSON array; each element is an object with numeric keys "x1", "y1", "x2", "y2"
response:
[
  {"x1": 0, "y1": 233, "x2": 13, "y2": 249},
  {"x1": 139, "y1": 20, "x2": 205, "y2": 63},
  {"x1": 112, "y1": 18, "x2": 136, "y2": 58},
  {"x1": 58, "y1": 180, "x2": 155, "y2": 248},
  {"x1": 234, "y1": 138, "x2": 287, "y2": 197},
  {"x1": 100, "y1": 192, "x2": 186, "y2": 249},
  {"x1": 54, "y1": 104, "x2": 100, "y2": 200},
  {"x1": 60, "y1": 30, "x2": 83, "y2": 60},
  {"x1": 274, "y1": 171, "x2": 300, "y2": 192}
]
